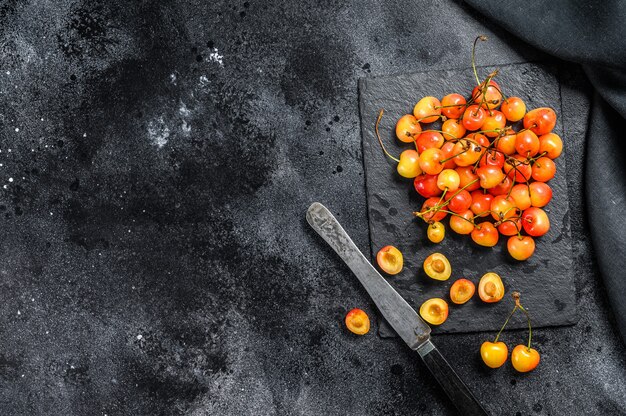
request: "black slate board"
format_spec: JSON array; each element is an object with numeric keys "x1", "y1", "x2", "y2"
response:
[{"x1": 358, "y1": 63, "x2": 577, "y2": 335}]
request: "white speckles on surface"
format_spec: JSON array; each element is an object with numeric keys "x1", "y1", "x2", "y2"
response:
[
  {"x1": 208, "y1": 48, "x2": 224, "y2": 66},
  {"x1": 147, "y1": 117, "x2": 171, "y2": 148},
  {"x1": 170, "y1": 72, "x2": 177, "y2": 84}
]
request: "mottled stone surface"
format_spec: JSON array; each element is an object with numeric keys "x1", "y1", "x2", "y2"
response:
[
  {"x1": 0, "y1": 1, "x2": 624, "y2": 415},
  {"x1": 360, "y1": 63, "x2": 576, "y2": 335}
]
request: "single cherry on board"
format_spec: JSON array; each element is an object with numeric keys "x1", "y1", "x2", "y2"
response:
[
  {"x1": 507, "y1": 235, "x2": 536, "y2": 260},
  {"x1": 414, "y1": 96, "x2": 442, "y2": 124}
]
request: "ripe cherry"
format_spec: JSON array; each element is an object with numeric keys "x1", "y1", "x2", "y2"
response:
[
  {"x1": 511, "y1": 345, "x2": 540, "y2": 373},
  {"x1": 456, "y1": 166, "x2": 481, "y2": 191},
  {"x1": 501, "y1": 96, "x2": 526, "y2": 122},
  {"x1": 441, "y1": 93, "x2": 466, "y2": 119},
  {"x1": 437, "y1": 169, "x2": 460, "y2": 191},
  {"x1": 477, "y1": 165, "x2": 505, "y2": 189},
  {"x1": 523, "y1": 107, "x2": 556, "y2": 135},
  {"x1": 441, "y1": 118, "x2": 466, "y2": 140},
  {"x1": 529, "y1": 182, "x2": 552, "y2": 207},
  {"x1": 498, "y1": 217, "x2": 522, "y2": 236},
  {"x1": 531, "y1": 156, "x2": 556, "y2": 182},
  {"x1": 491, "y1": 195, "x2": 518, "y2": 221},
  {"x1": 504, "y1": 155, "x2": 532, "y2": 183},
  {"x1": 427, "y1": 221, "x2": 445, "y2": 243},
  {"x1": 452, "y1": 139, "x2": 483, "y2": 166},
  {"x1": 467, "y1": 132, "x2": 490, "y2": 149},
  {"x1": 487, "y1": 175, "x2": 513, "y2": 197},
  {"x1": 445, "y1": 189, "x2": 472, "y2": 213},
  {"x1": 414, "y1": 174, "x2": 443, "y2": 198},
  {"x1": 419, "y1": 148, "x2": 445, "y2": 175},
  {"x1": 450, "y1": 209, "x2": 475, "y2": 234},
  {"x1": 470, "y1": 191, "x2": 493, "y2": 217},
  {"x1": 479, "y1": 149, "x2": 505, "y2": 169},
  {"x1": 471, "y1": 221, "x2": 499, "y2": 247},
  {"x1": 480, "y1": 341, "x2": 508, "y2": 368},
  {"x1": 538, "y1": 133, "x2": 563, "y2": 159},
  {"x1": 481, "y1": 110, "x2": 506, "y2": 138},
  {"x1": 522, "y1": 207, "x2": 550, "y2": 237},
  {"x1": 420, "y1": 197, "x2": 447, "y2": 223},
  {"x1": 396, "y1": 149, "x2": 422, "y2": 178},
  {"x1": 395, "y1": 114, "x2": 422, "y2": 143},
  {"x1": 507, "y1": 235, "x2": 535, "y2": 260},
  {"x1": 440, "y1": 141, "x2": 458, "y2": 169},
  {"x1": 462, "y1": 104, "x2": 486, "y2": 131},
  {"x1": 515, "y1": 130, "x2": 540, "y2": 157},
  {"x1": 414, "y1": 96, "x2": 442, "y2": 124},
  {"x1": 416, "y1": 131, "x2": 444, "y2": 153},
  {"x1": 471, "y1": 79, "x2": 502, "y2": 110},
  {"x1": 494, "y1": 129, "x2": 517, "y2": 155},
  {"x1": 509, "y1": 184, "x2": 531, "y2": 210}
]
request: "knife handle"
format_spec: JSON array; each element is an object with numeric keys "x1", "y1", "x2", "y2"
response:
[{"x1": 417, "y1": 341, "x2": 489, "y2": 416}]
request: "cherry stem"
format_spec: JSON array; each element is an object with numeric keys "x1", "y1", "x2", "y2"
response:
[
  {"x1": 375, "y1": 109, "x2": 400, "y2": 163},
  {"x1": 471, "y1": 35, "x2": 488, "y2": 86},
  {"x1": 518, "y1": 304, "x2": 533, "y2": 350},
  {"x1": 494, "y1": 305, "x2": 518, "y2": 343}
]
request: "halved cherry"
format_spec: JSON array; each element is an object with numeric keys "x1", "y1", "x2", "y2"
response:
[
  {"x1": 416, "y1": 131, "x2": 444, "y2": 153},
  {"x1": 507, "y1": 235, "x2": 535, "y2": 260},
  {"x1": 531, "y1": 156, "x2": 556, "y2": 182},
  {"x1": 511, "y1": 345, "x2": 540, "y2": 372},
  {"x1": 414, "y1": 174, "x2": 443, "y2": 198},
  {"x1": 523, "y1": 107, "x2": 556, "y2": 135},
  {"x1": 480, "y1": 341, "x2": 508, "y2": 368},
  {"x1": 376, "y1": 245, "x2": 403, "y2": 275},
  {"x1": 450, "y1": 209, "x2": 475, "y2": 235},
  {"x1": 471, "y1": 222, "x2": 499, "y2": 247},
  {"x1": 442, "y1": 118, "x2": 466, "y2": 140},
  {"x1": 501, "y1": 97, "x2": 526, "y2": 122},
  {"x1": 470, "y1": 191, "x2": 493, "y2": 217},
  {"x1": 462, "y1": 104, "x2": 486, "y2": 131},
  {"x1": 529, "y1": 182, "x2": 552, "y2": 207},
  {"x1": 427, "y1": 221, "x2": 445, "y2": 243},
  {"x1": 395, "y1": 114, "x2": 422, "y2": 143},
  {"x1": 397, "y1": 149, "x2": 422, "y2": 178},
  {"x1": 419, "y1": 298, "x2": 449, "y2": 325},
  {"x1": 522, "y1": 207, "x2": 550, "y2": 237},
  {"x1": 441, "y1": 93, "x2": 466, "y2": 119},
  {"x1": 345, "y1": 308, "x2": 370, "y2": 335},
  {"x1": 538, "y1": 132, "x2": 563, "y2": 159},
  {"x1": 478, "y1": 272, "x2": 505, "y2": 303},
  {"x1": 414, "y1": 96, "x2": 442, "y2": 124},
  {"x1": 449, "y1": 278, "x2": 475, "y2": 304},
  {"x1": 423, "y1": 253, "x2": 452, "y2": 281}
]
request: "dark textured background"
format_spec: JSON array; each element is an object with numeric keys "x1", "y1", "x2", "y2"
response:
[{"x1": 0, "y1": 1, "x2": 624, "y2": 415}]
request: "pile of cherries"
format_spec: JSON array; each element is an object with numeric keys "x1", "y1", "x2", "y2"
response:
[{"x1": 377, "y1": 37, "x2": 562, "y2": 261}]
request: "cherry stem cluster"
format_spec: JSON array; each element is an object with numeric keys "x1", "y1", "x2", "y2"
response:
[{"x1": 494, "y1": 292, "x2": 534, "y2": 351}]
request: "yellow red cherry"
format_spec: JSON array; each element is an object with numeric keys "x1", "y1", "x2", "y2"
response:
[
  {"x1": 449, "y1": 278, "x2": 475, "y2": 304},
  {"x1": 376, "y1": 245, "x2": 403, "y2": 275},
  {"x1": 441, "y1": 118, "x2": 466, "y2": 140},
  {"x1": 481, "y1": 110, "x2": 506, "y2": 138},
  {"x1": 511, "y1": 345, "x2": 540, "y2": 372},
  {"x1": 529, "y1": 182, "x2": 552, "y2": 207},
  {"x1": 480, "y1": 341, "x2": 508, "y2": 368},
  {"x1": 395, "y1": 114, "x2": 422, "y2": 143},
  {"x1": 345, "y1": 308, "x2": 370, "y2": 335},
  {"x1": 419, "y1": 148, "x2": 445, "y2": 175},
  {"x1": 419, "y1": 298, "x2": 449, "y2": 325},
  {"x1": 427, "y1": 221, "x2": 445, "y2": 243},
  {"x1": 440, "y1": 93, "x2": 466, "y2": 119},
  {"x1": 396, "y1": 149, "x2": 422, "y2": 178},
  {"x1": 523, "y1": 107, "x2": 556, "y2": 135},
  {"x1": 531, "y1": 156, "x2": 556, "y2": 182},
  {"x1": 507, "y1": 235, "x2": 535, "y2": 260},
  {"x1": 538, "y1": 133, "x2": 563, "y2": 159},
  {"x1": 449, "y1": 209, "x2": 475, "y2": 234},
  {"x1": 423, "y1": 252, "x2": 452, "y2": 281},
  {"x1": 471, "y1": 222, "x2": 499, "y2": 247},
  {"x1": 437, "y1": 169, "x2": 460, "y2": 191},
  {"x1": 414, "y1": 96, "x2": 442, "y2": 124},
  {"x1": 501, "y1": 97, "x2": 526, "y2": 122},
  {"x1": 478, "y1": 272, "x2": 504, "y2": 303}
]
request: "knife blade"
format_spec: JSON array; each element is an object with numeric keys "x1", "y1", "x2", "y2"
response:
[{"x1": 306, "y1": 202, "x2": 488, "y2": 416}]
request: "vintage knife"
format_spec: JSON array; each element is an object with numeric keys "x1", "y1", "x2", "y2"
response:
[{"x1": 306, "y1": 202, "x2": 488, "y2": 416}]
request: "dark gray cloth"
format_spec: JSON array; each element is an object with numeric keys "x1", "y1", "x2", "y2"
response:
[{"x1": 466, "y1": 0, "x2": 626, "y2": 343}]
